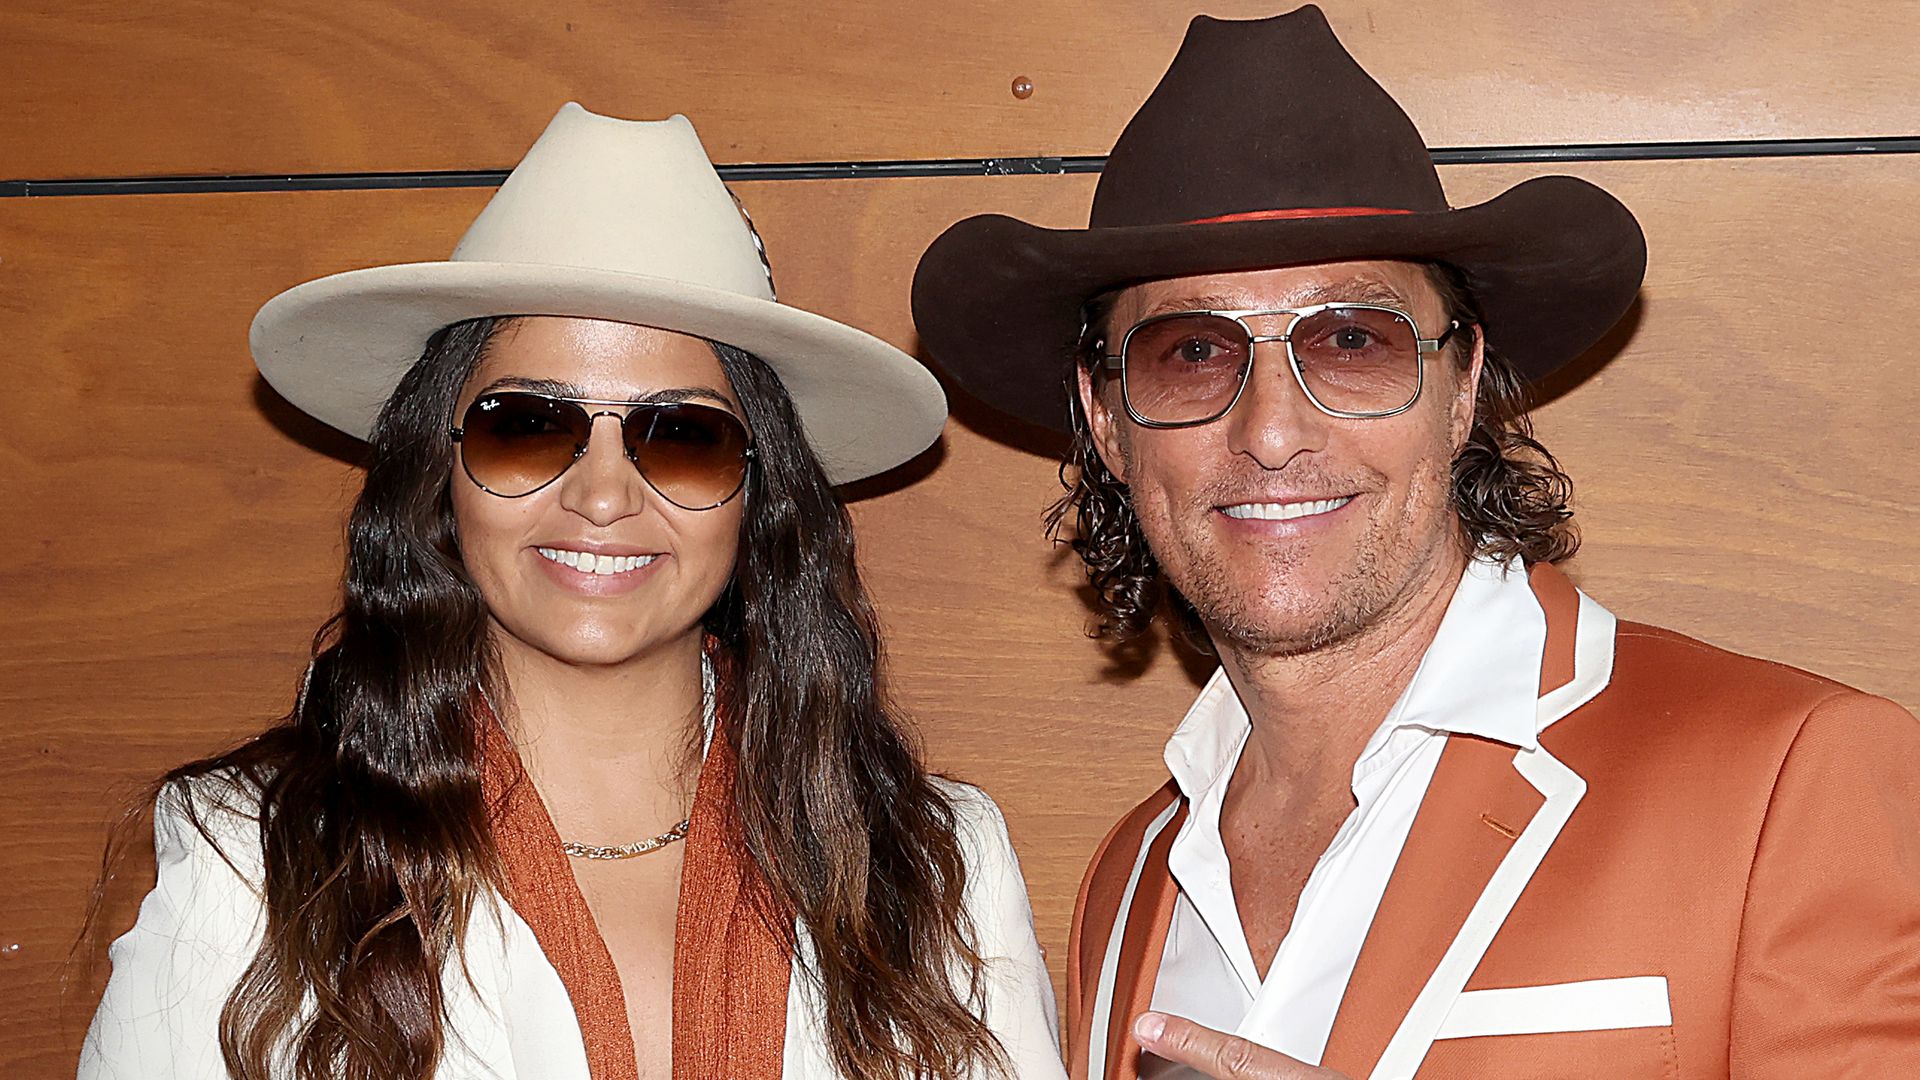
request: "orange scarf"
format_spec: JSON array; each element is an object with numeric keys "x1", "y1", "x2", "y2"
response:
[{"x1": 481, "y1": 702, "x2": 792, "y2": 1080}]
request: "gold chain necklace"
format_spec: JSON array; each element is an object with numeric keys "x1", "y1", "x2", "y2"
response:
[
  {"x1": 561, "y1": 817, "x2": 693, "y2": 861},
  {"x1": 559, "y1": 654, "x2": 713, "y2": 861}
]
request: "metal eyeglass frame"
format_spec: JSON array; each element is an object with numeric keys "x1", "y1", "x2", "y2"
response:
[
  {"x1": 1097, "y1": 302, "x2": 1465, "y2": 428},
  {"x1": 448, "y1": 392, "x2": 756, "y2": 511}
]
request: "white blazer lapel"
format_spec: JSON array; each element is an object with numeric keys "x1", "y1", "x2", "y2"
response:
[
  {"x1": 442, "y1": 897, "x2": 594, "y2": 1080},
  {"x1": 1365, "y1": 744, "x2": 1588, "y2": 1079},
  {"x1": 1361, "y1": 566, "x2": 1615, "y2": 1079},
  {"x1": 1085, "y1": 798, "x2": 1183, "y2": 1080}
]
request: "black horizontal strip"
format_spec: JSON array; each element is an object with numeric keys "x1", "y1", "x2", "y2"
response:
[
  {"x1": 1432, "y1": 135, "x2": 1920, "y2": 164},
  {"x1": 5, "y1": 135, "x2": 1919, "y2": 197}
]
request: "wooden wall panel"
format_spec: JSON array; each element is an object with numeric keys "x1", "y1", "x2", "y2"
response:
[
  {"x1": 6, "y1": 1, "x2": 1920, "y2": 179},
  {"x1": 1451, "y1": 158, "x2": 1920, "y2": 699},
  {"x1": 3, "y1": 156, "x2": 1918, "y2": 1075}
]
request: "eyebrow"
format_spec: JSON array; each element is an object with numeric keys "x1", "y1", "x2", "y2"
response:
[
  {"x1": 1139, "y1": 293, "x2": 1242, "y2": 319},
  {"x1": 1289, "y1": 278, "x2": 1410, "y2": 307},
  {"x1": 480, "y1": 376, "x2": 735, "y2": 407},
  {"x1": 1138, "y1": 278, "x2": 1411, "y2": 319}
]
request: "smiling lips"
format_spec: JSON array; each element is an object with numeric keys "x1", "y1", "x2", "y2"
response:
[
  {"x1": 536, "y1": 546, "x2": 660, "y2": 576},
  {"x1": 1219, "y1": 495, "x2": 1355, "y2": 521}
]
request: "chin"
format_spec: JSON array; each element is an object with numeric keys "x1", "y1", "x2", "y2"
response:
[
  {"x1": 550, "y1": 640, "x2": 654, "y2": 667},
  {"x1": 1207, "y1": 591, "x2": 1373, "y2": 656},
  {"x1": 1181, "y1": 548, "x2": 1400, "y2": 656},
  {"x1": 501, "y1": 616, "x2": 673, "y2": 668}
]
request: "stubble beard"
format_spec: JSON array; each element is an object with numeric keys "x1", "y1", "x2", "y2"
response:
[{"x1": 1146, "y1": 453, "x2": 1464, "y2": 660}]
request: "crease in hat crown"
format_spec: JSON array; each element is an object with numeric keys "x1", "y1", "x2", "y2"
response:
[
  {"x1": 1092, "y1": 5, "x2": 1445, "y2": 229},
  {"x1": 449, "y1": 103, "x2": 775, "y2": 299}
]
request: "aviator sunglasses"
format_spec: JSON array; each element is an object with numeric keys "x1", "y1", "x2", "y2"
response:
[
  {"x1": 451, "y1": 391, "x2": 754, "y2": 511},
  {"x1": 1099, "y1": 303, "x2": 1465, "y2": 427}
]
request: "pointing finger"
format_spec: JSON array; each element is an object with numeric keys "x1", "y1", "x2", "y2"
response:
[{"x1": 1133, "y1": 1012, "x2": 1345, "y2": 1079}]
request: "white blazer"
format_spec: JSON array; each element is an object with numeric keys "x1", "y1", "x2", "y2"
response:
[{"x1": 79, "y1": 779, "x2": 1068, "y2": 1079}]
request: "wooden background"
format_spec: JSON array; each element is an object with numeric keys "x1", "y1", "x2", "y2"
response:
[{"x1": 4, "y1": 3, "x2": 1918, "y2": 1076}]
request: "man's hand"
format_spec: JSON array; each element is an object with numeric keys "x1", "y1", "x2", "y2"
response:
[{"x1": 1133, "y1": 1013, "x2": 1354, "y2": 1080}]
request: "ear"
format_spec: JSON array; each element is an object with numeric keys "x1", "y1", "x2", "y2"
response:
[
  {"x1": 1077, "y1": 363, "x2": 1130, "y2": 484},
  {"x1": 1448, "y1": 324, "x2": 1487, "y2": 450}
]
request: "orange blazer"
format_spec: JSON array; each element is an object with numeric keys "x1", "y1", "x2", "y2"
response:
[{"x1": 1068, "y1": 564, "x2": 1920, "y2": 1079}]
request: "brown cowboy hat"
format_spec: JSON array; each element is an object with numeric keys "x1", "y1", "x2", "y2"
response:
[{"x1": 911, "y1": 5, "x2": 1647, "y2": 432}]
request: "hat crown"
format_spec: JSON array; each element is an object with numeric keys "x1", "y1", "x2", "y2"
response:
[
  {"x1": 451, "y1": 104, "x2": 774, "y2": 300},
  {"x1": 1090, "y1": 5, "x2": 1446, "y2": 229}
]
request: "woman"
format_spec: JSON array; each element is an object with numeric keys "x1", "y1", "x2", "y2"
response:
[{"x1": 80, "y1": 104, "x2": 1064, "y2": 1080}]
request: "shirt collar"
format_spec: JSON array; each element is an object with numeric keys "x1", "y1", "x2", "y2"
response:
[
  {"x1": 1164, "y1": 666, "x2": 1250, "y2": 801},
  {"x1": 1162, "y1": 556, "x2": 1546, "y2": 801}
]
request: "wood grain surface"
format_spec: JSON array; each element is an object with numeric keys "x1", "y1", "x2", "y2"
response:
[
  {"x1": 4, "y1": 158, "x2": 1918, "y2": 1075},
  {"x1": 6, "y1": 1, "x2": 1920, "y2": 179}
]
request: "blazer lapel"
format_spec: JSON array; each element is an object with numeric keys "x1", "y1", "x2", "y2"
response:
[
  {"x1": 1321, "y1": 561, "x2": 1601, "y2": 1079},
  {"x1": 1319, "y1": 734, "x2": 1550, "y2": 1075},
  {"x1": 1100, "y1": 803, "x2": 1185, "y2": 1080},
  {"x1": 1367, "y1": 743, "x2": 1586, "y2": 1079}
]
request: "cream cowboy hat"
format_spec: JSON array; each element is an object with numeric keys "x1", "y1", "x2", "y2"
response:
[{"x1": 251, "y1": 102, "x2": 946, "y2": 484}]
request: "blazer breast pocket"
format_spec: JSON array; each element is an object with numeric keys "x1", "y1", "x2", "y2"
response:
[{"x1": 1415, "y1": 977, "x2": 1677, "y2": 1079}]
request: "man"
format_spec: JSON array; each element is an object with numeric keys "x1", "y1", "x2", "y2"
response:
[{"x1": 912, "y1": 7, "x2": 1920, "y2": 1080}]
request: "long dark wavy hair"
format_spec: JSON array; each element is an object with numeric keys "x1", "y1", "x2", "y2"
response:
[
  {"x1": 1049, "y1": 262, "x2": 1578, "y2": 648},
  {"x1": 146, "y1": 317, "x2": 1002, "y2": 1080}
]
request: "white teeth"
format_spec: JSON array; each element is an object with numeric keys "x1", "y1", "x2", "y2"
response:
[
  {"x1": 1221, "y1": 496, "x2": 1354, "y2": 521},
  {"x1": 535, "y1": 547, "x2": 658, "y2": 576}
]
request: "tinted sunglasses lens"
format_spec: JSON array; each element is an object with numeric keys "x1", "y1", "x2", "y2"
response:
[
  {"x1": 626, "y1": 403, "x2": 751, "y2": 510},
  {"x1": 1290, "y1": 307, "x2": 1422, "y2": 414},
  {"x1": 458, "y1": 394, "x2": 588, "y2": 496},
  {"x1": 1121, "y1": 313, "x2": 1252, "y2": 424}
]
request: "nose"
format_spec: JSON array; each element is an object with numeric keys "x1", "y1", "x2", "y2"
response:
[
  {"x1": 1222, "y1": 339, "x2": 1330, "y2": 470},
  {"x1": 555, "y1": 411, "x2": 650, "y2": 527}
]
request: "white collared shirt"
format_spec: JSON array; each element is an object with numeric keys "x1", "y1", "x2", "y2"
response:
[{"x1": 1141, "y1": 557, "x2": 1549, "y2": 1075}]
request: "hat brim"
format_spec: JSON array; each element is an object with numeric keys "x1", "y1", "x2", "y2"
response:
[
  {"x1": 251, "y1": 261, "x2": 946, "y2": 485},
  {"x1": 911, "y1": 174, "x2": 1646, "y2": 432}
]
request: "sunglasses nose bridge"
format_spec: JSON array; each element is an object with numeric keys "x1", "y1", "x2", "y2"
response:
[
  {"x1": 576, "y1": 407, "x2": 634, "y2": 455},
  {"x1": 555, "y1": 408, "x2": 657, "y2": 524},
  {"x1": 1240, "y1": 309, "x2": 1298, "y2": 366},
  {"x1": 553, "y1": 410, "x2": 640, "y2": 492}
]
